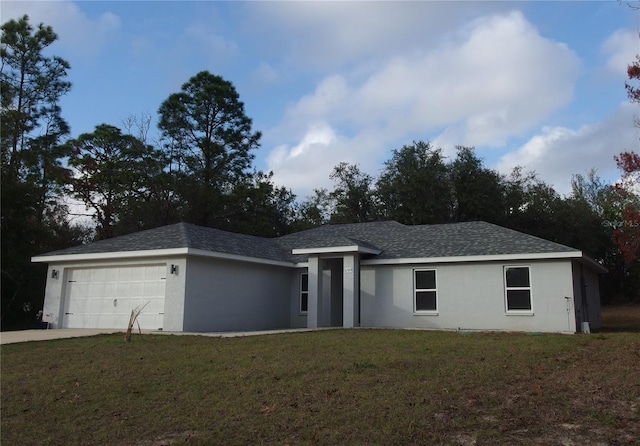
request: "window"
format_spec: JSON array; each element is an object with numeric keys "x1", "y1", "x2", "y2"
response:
[
  {"x1": 414, "y1": 269, "x2": 437, "y2": 312},
  {"x1": 504, "y1": 266, "x2": 532, "y2": 312},
  {"x1": 300, "y1": 273, "x2": 308, "y2": 314}
]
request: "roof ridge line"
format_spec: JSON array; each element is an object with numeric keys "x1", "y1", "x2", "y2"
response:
[{"x1": 177, "y1": 221, "x2": 194, "y2": 248}]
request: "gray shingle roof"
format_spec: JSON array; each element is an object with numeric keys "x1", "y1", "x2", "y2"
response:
[
  {"x1": 277, "y1": 220, "x2": 577, "y2": 262},
  {"x1": 41, "y1": 223, "x2": 292, "y2": 262},
  {"x1": 37, "y1": 220, "x2": 579, "y2": 263}
]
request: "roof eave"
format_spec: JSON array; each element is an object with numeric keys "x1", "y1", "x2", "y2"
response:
[
  {"x1": 32, "y1": 247, "x2": 295, "y2": 268},
  {"x1": 31, "y1": 248, "x2": 191, "y2": 263},
  {"x1": 187, "y1": 248, "x2": 294, "y2": 267},
  {"x1": 574, "y1": 254, "x2": 608, "y2": 274},
  {"x1": 291, "y1": 245, "x2": 382, "y2": 256},
  {"x1": 361, "y1": 250, "x2": 584, "y2": 265}
]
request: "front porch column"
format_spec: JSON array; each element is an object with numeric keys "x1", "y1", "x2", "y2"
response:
[
  {"x1": 343, "y1": 254, "x2": 360, "y2": 328},
  {"x1": 307, "y1": 256, "x2": 323, "y2": 328}
]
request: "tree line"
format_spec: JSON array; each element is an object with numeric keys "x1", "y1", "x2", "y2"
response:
[{"x1": 1, "y1": 16, "x2": 638, "y2": 329}]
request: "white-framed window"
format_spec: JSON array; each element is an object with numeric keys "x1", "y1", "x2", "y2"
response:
[
  {"x1": 299, "y1": 272, "x2": 308, "y2": 314},
  {"x1": 504, "y1": 266, "x2": 533, "y2": 312},
  {"x1": 414, "y1": 269, "x2": 437, "y2": 313}
]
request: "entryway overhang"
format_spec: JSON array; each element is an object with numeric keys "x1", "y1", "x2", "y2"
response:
[
  {"x1": 292, "y1": 241, "x2": 381, "y2": 330},
  {"x1": 292, "y1": 244, "x2": 381, "y2": 256}
]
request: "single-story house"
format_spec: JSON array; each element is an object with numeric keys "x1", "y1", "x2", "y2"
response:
[{"x1": 32, "y1": 220, "x2": 604, "y2": 334}]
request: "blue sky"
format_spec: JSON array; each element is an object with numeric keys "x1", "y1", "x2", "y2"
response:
[{"x1": 3, "y1": 1, "x2": 639, "y2": 199}]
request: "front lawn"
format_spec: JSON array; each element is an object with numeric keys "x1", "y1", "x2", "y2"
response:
[{"x1": 2, "y1": 326, "x2": 638, "y2": 445}]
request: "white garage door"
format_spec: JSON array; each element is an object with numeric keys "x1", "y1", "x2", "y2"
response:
[{"x1": 62, "y1": 264, "x2": 166, "y2": 330}]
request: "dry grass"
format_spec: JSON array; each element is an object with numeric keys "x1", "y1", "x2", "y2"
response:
[
  {"x1": 601, "y1": 304, "x2": 640, "y2": 332},
  {"x1": 1, "y1": 309, "x2": 639, "y2": 446},
  {"x1": 124, "y1": 303, "x2": 148, "y2": 342}
]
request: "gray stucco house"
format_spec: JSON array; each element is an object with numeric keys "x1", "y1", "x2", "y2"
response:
[{"x1": 32, "y1": 221, "x2": 604, "y2": 334}]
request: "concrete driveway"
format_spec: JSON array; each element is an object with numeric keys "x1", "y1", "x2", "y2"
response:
[
  {"x1": 0, "y1": 327, "x2": 330, "y2": 345},
  {"x1": 0, "y1": 329, "x2": 125, "y2": 344}
]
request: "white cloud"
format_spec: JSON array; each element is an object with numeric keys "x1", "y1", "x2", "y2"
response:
[
  {"x1": 1, "y1": 0, "x2": 120, "y2": 59},
  {"x1": 285, "y1": 11, "x2": 576, "y2": 141},
  {"x1": 602, "y1": 28, "x2": 638, "y2": 76},
  {"x1": 248, "y1": 1, "x2": 506, "y2": 71},
  {"x1": 496, "y1": 102, "x2": 639, "y2": 195},
  {"x1": 289, "y1": 76, "x2": 350, "y2": 126},
  {"x1": 363, "y1": 11, "x2": 577, "y2": 145},
  {"x1": 266, "y1": 10, "x2": 580, "y2": 195},
  {"x1": 267, "y1": 123, "x2": 342, "y2": 194},
  {"x1": 267, "y1": 122, "x2": 392, "y2": 197}
]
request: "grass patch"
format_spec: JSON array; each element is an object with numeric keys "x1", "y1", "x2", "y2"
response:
[
  {"x1": 601, "y1": 304, "x2": 640, "y2": 332},
  {"x1": 2, "y1": 329, "x2": 639, "y2": 445}
]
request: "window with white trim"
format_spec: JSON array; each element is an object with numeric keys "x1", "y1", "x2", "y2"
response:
[
  {"x1": 504, "y1": 266, "x2": 532, "y2": 312},
  {"x1": 414, "y1": 269, "x2": 437, "y2": 312},
  {"x1": 300, "y1": 273, "x2": 308, "y2": 314}
]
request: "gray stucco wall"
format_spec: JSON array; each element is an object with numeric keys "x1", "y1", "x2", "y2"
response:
[
  {"x1": 161, "y1": 258, "x2": 188, "y2": 332},
  {"x1": 290, "y1": 267, "x2": 308, "y2": 328},
  {"x1": 572, "y1": 261, "x2": 602, "y2": 331},
  {"x1": 360, "y1": 259, "x2": 578, "y2": 333},
  {"x1": 41, "y1": 264, "x2": 66, "y2": 328},
  {"x1": 584, "y1": 266, "x2": 602, "y2": 329},
  {"x1": 182, "y1": 256, "x2": 293, "y2": 332},
  {"x1": 289, "y1": 261, "x2": 345, "y2": 329}
]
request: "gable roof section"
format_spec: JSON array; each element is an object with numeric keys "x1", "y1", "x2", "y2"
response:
[
  {"x1": 277, "y1": 220, "x2": 578, "y2": 260},
  {"x1": 33, "y1": 220, "x2": 597, "y2": 269},
  {"x1": 279, "y1": 221, "x2": 400, "y2": 260},
  {"x1": 34, "y1": 223, "x2": 292, "y2": 264},
  {"x1": 403, "y1": 221, "x2": 577, "y2": 258}
]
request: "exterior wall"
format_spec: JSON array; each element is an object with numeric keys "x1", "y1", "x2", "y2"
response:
[
  {"x1": 572, "y1": 261, "x2": 602, "y2": 331},
  {"x1": 330, "y1": 259, "x2": 344, "y2": 327},
  {"x1": 289, "y1": 260, "x2": 345, "y2": 329},
  {"x1": 39, "y1": 253, "x2": 600, "y2": 334},
  {"x1": 162, "y1": 258, "x2": 188, "y2": 332},
  {"x1": 320, "y1": 269, "x2": 333, "y2": 326},
  {"x1": 41, "y1": 265, "x2": 67, "y2": 328},
  {"x1": 39, "y1": 257, "x2": 187, "y2": 331},
  {"x1": 584, "y1": 266, "x2": 602, "y2": 329},
  {"x1": 360, "y1": 259, "x2": 577, "y2": 333},
  {"x1": 290, "y1": 267, "x2": 308, "y2": 328},
  {"x1": 181, "y1": 256, "x2": 293, "y2": 332}
]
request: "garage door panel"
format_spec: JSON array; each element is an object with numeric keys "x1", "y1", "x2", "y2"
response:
[
  {"x1": 72, "y1": 297, "x2": 88, "y2": 313},
  {"x1": 69, "y1": 282, "x2": 87, "y2": 298},
  {"x1": 128, "y1": 267, "x2": 143, "y2": 280},
  {"x1": 71, "y1": 298, "x2": 85, "y2": 313},
  {"x1": 84, "y1": 314, "x2": 97, "y2": 328},
  {"x1": 130, "y1": 282, "x2": 144, "y2": 296},
  {"x1": 136, "y1": 313, "x2": 159, "y2": 328},
  {"x1": 142, "y1": 282, "x2": 158, "y2": 297},
  {"x1": 63, "y1": 265, "x2": 166, "y2": 330},
  {"x1": 90, "y1": 283, "x2": 103, "y2": 297},
  {"x1": 129, "y1": 298, "x2": 145, "y2": 312},
  {"x1": 92, "y1": 268, "x2": 106, "y2": 282},
  {"x1": 116, "y1": 282, "x2": 129, "y2": 297},
  {"x1": 97, "y1": 312, "x2": 114, "y2": 329},
  {"x1": 118, "y1": 267, "x2": 132, "y2": 281},
  {"x1": 104, "y1": 268, "x2": 117, "y2": 281},
  {"x1": 104, "y1": 283, "x2": 117, "y2": 297},
  {"x1": 89, "y1": 298, "x2": 102, "y2": 313},
  {"x1": 80, "y1": 269, "x2": 91, "y2": 281},
  {"x1": 145, "y1": 266, "x2": 162, "y2": 280}
]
